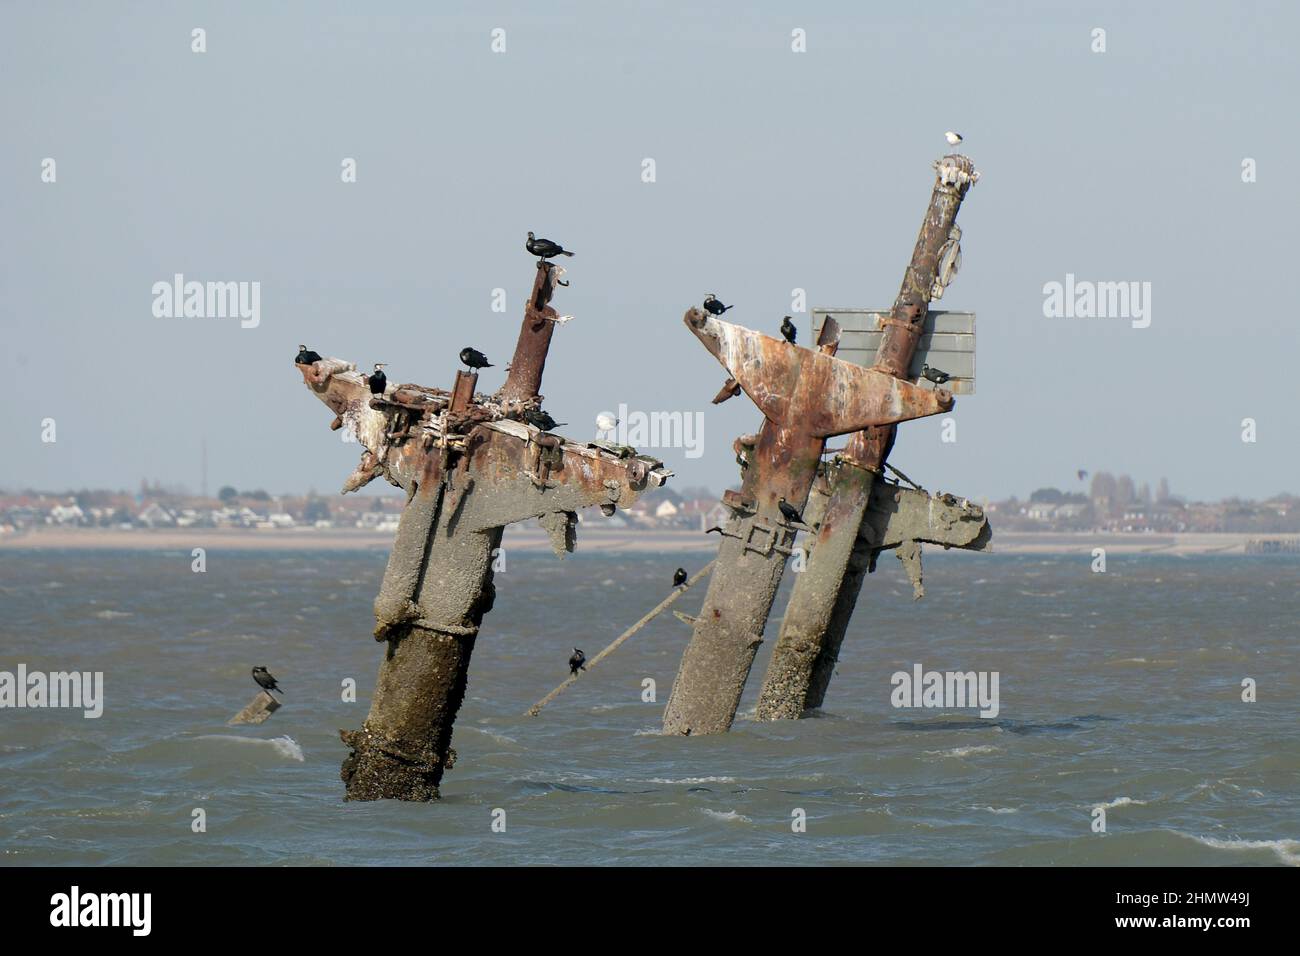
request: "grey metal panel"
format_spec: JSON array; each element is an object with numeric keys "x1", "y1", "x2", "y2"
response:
[{"x1": 811, "y1": 308, "x2": 976, "y2": 395}]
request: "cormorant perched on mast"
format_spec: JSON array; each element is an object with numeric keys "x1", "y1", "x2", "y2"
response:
[
  {"x1": 777, "y1": 497, "x2": 805, "y2": 525},
  {"x1": 702, "y1": 294, "x2": 734, "y2": 315},
  {"x1": 460, "y1": 347, "x2": 493, "y2": 369},
  {"x1": 523, "y1": 407, "x2": 565, "y2": 432},
  {"x1": 921, "y1": 364, "x2": 951, "y2": 385},
  {"x1": 568, "y1": 649, "x2": 586, "y2": 675},
  {"x1": 780, "y1": 316, "x2": 797, "y2": 344},
  {"x1": 526, "y1": 231, "x2": 575, "y2": 259},
  {"x1": 367, "y1": 363, "x2": 387, "y2": 396},
  {"x1": 295, "y1": 345, "x2": 322, "y2": 365}
]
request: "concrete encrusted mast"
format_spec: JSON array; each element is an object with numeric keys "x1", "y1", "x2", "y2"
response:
[
  {"x1": 296, "y1": 259, "x2": 671, "y2": 800},
  {"x1": 755, "y1": 151, "x2": 990, "y2": 720},
  {"x1": 663, "y1": 150, "x2": 990, "y2": 735}
]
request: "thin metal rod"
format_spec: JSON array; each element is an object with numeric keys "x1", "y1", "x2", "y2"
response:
[{"x1": 525, "y1": 560, "x2": 715, "y2": 717}]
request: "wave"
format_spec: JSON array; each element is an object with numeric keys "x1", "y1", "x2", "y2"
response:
[
  {"x1": 192, "y1": 734, "x2": 305, "y2": 762},
  {"x1": 645, "y1": 776, "x2": 737, "y2": 784},
  {"x1": 1094, "y1": 796, "x2": 1147, "y2": 810},
  {"x1": 699, "y1": 809, "x2": 751, "y2": 824},
  {"x1": 92, "y1": 609, "x2": 133, "y2": 619},
  {"x1": 925, "y1": 745, "x2": 1000, "y2": 758},
  {"x1": 1177, "y1": 833, "x2": 1300, "y2": 866}
]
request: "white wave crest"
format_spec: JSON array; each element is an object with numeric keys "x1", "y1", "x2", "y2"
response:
[{"x1": 194, "y1": 734, "x2": 305, "y2": 762}]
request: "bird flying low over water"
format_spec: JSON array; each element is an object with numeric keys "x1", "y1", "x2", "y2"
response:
[
  {"x1": 568, "y1": 648, "x2": 586, "y2": 675},
  {"x1": 251, "y1": 666, "x2": 282, "y2": 695},
  {"x1": 526, "y1": 231, "x2": 575, "y2": 258},
  {"x1": 460, "y1": 347, "x2": 493, "y2": 369},
  {"x1": 702, "y1": 294, "x2": 734, "y2": 316},
  {"x1": 523, "y1": 407, "x2": 565, "y2": 431},
  {"x1": 367, "y1": 363, "x2": 388, "y2": 396},
  {"x1": 295, "y1": 345, "x2": 322, "y2": 366},
  {"x1": 673, "y1": 567, "x2": 688, "y2": 588},
  {"x1": 777, "y1": 497, "x2": 804, "y2": 525},
  {"x1": 945, "y1": 130, "x2": 963, "y2": 146},
  {"x1": 780, "y1": 316, "x2": 797, "y2": 344},
  {"x1": 921, "y1": 364, "x2": 951, "y2": 385}
]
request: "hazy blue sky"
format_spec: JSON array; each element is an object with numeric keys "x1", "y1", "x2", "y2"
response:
[{"x1": 2, "y1": 1, "x2": 1295, "y2": 502}]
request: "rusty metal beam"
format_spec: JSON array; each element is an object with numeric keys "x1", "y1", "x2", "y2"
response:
[
  {"x1": 661, "y1": 306, "x2": 953, "y2": 736},
  {"x1": 499, "y1": 261, "x2": 562, "y2": 407},
  {"x1": 755, "y1": 153, "x2": 983, "y2": 720}
]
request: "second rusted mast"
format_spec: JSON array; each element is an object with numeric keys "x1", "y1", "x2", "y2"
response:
[{"x1": 755, "y1": 153, "x2": 983, "y2": 719}]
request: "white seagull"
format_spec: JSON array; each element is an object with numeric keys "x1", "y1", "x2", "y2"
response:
[
  {"x1": 596, "y1": 412, "x2": 618, "y2": 435},
  {"x1": 944, "y1": 130, "x2": 963, "y2": 146}
]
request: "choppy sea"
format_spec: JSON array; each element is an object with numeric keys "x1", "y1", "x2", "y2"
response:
[{"x1": 1, "y1": 548, "x2": 1297, "y2": 865}]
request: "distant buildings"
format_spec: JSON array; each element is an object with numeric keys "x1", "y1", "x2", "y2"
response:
[{"x1": 3, "y1": 478, "x2": 1299, "y2": 537}]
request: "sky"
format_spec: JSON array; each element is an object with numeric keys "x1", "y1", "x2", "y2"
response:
[{"x1": 2, "y1": 0, "x2": 1296, "y2": 503}]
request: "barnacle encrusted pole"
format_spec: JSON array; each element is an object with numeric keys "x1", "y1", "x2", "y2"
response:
[
  {"x1": 659, "y1": 309, "x2": 954, "y2": 736},
  {"x1": 295, "y1": 260, "x2": 670, "y2": 800},
  {"x1": 754, "y1": 152, "x2": 987, "y2": 720}
]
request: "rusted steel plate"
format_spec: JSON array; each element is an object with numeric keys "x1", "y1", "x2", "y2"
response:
[{"x1": 684, "y1": 310, "x2": 952, "y2": 436}]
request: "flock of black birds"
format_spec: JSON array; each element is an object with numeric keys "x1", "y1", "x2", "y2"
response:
[
  {"x1": 289, "y1": 236, "x2": 957, "y2": 683},
  {"x1": 699, "y1": 298, "x2": 953, "y2": 386},
  {"x1": 290, "y1": 232, "x2": 587, "y2": 436}
]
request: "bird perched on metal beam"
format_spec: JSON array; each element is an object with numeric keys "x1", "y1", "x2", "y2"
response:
[
  {"x1": 702, "y1": 294, "x2": 734, "y2": 315},
  {"x1": 922, "y1": 364, "x2": 951, "y2": 385},
  {"x1": 367, "y1": 363, "x2": 388, "y2": 396},
  {"x1": 780, "y1": 316, "x2": 797, "y2": 344},
  {"x1": 295, "y1": 345, "x2": 322, "y2": 366},
  {"x1": 526, "y1": 231, "x2": 575, "y2": 259},
  {"x1": 251, "y1": 666, "x2": 282, "y2": 696},
  {"x1": 568, "y1": 648, "x2": 586, "y2": 675},
  {"x1": 460, "y1": 347, "x2": 493, "y2": 369},
  {"x1": 673, "y1": 567, "x2": 688, "y2": 588},
  {"x1": 777, "y1": 497, "x2": 805, "y2": 525},
  {"x1": 523, "y1": 407, "x2": 565, "y2": 431},
  {"x1": 945, "y1": 130, "x2": 963, "y2": 146}
]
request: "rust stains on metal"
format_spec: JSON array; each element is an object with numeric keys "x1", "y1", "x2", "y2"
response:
[
  {"x1": 500, "y1": 260, "x2": 563, "y2": 407},
  {"x1": 297, "y1": 255, "x2": 671, "y2": 800},
  {"x1": 683, "y1": 310, "x2": 952, "y2": 440}
]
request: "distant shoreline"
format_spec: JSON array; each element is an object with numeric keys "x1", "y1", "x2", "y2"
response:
[{"x1": 0, "y1": 527, "x2": 1293, "y2": 556}]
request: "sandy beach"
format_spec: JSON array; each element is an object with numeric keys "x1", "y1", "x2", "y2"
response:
[{"x1": 0, "y1": 526, "x2": 1288, "y2": 555}]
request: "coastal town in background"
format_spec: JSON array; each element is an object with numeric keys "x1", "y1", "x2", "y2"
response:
[{"x1": 3, "y1": 471, "x2": 1299, "y2": 548}]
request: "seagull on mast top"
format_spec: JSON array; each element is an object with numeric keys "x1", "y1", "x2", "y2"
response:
[{"x1": 945, "y1": 130, "x2": 963, "y2": 147}]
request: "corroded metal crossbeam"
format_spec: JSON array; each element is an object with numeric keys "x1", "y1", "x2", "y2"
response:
[{"x1": 661, "y1": 309, "x2": 954, "y2": 736}]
